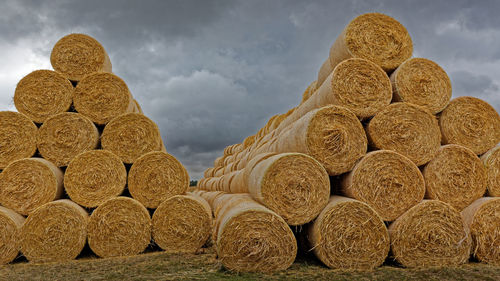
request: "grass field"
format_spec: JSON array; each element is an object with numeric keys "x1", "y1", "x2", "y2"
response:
[{"x1": 1, "y1": 246, "x2": 499, "y2": 281}]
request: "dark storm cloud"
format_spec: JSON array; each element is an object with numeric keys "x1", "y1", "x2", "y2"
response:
[{"x1": 1, "y1": 0, "x2": 500, "y2": 178}]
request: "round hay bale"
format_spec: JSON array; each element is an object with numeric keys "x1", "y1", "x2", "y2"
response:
[
  {"x1": 204, "y1": 167, "x2": 215, "y2": 178},
  {"x1": 0, "y1": 206, "x2": 25, "y2": 264},
  {"x1": 367, "y1": 102, "x2": 441, "y2": 166},
  {"x1": 133, "y1": 99, "x2": 143, "y2": 114},
  {"x1": 389, "y1": 200, "x2": 471, "y2": 268},
  {"x1": 14, "y1": 70, "x2": 73, "y2": 123},
  {"x1": 462, "y1": 197, "x2": 500, "y2": 265},
  {"x1": 152, "y1": 194, "x2": 212, "y2": 253},
  {"x1": 423, "y1": 144, "x2": 487, "y2": 210},
  {"x1": 341, "y1": 150, "x2": 425, "y2": 221},
  {"x1": 248, "y1": 152, "x2": 330, "y2": 225},
  {"x1": 0, "y1": 111, "x2": 37, "y2": 169},
  {"x1": 64, "y1": 150, "x2": 126, "y2": 208},
  {"x1": 87, "y1": 197, "x2": 151, "y2": 258},
  {"x1": 20, "y1": 199, "x2": 88, "y2": 263},
  {"x1": 216, "y1": 196, "x2": 297, "y2": 272},
  {"x1": 301, "y1": 81, "x2": 318, "y2": 104},
  {"x1": 439, "y1": 96, "x2": 500, "y2": 155},
  {"x1": 74, "y1": 72, "x2": 135, "y2": 125},
  {"x1": 390, "y1": 58, "x2": 451, "y2": 114},
  {"x1": 37, "y1": 112, "x2": 99, "y2": 167},
  {"x1": 242, "y1": 135, "x2": 255, "y2": 149},
  {"x1": 481, "y1": 146, "x2": 500, "y2": 196},
  {"x1": 128, "y1": 151, "x2": 189, "y2": 209},
  {"x1": 308, "y1": 196, "x2": 389, "y2": 270},
  {"x1": 101, "y1": 113, "x2": 162, "y2": 164},
  {"x1": 50, "y1": 33, "x2": 111, "y2": 81},
  {"x1": 0, "y1": 158, "x2": 63, "y2": 216}
]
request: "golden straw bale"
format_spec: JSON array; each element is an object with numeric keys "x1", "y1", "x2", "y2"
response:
[
  {"x1": 213, "y1": 166, "x2": 224, "y2": 177},
  {"x1": 0, "y1": 111, "x2": 37, "y2": 169},
  {"x1": 128, "y1": 151, "x2": 189, "y2": 209},
  {"x1": 87, "y1": 197, "x2": 151, "y2": 258},
  {"x1": 101, "y1": 113, "x2": 162, "y2": 164},
  {"x1": 14, "y1": 70, "x2": 73, "y2": 123},
  {"x1": 50, "y1": 33, "x2": 111, "y2": 81},
  {"x1": 37, "y1": 112, "x2": 99, "y2": 167},
  {"x1": 0, "y1": 158, "x2": 63, "y2": 216},
  {"x1": 439, "y1": 96, "x2": 500, "y2": 155},
  {"x1": 64, "y1": 150, "x2": 126, "y2": 208},
  {"x1": 423, "y1": 145, "x2": 487, "y2": 210},
  {"x1": 462, "y1": 197, "x2": 500, "y2": 265},
  {"x1": 133, "y1": 99, "x2": 143, "y2": 114},
  {"x1": 389, "y1": 200, "x2": 471, "y2": 268},
  {"x1": 74, "y1": 72, "x2": 135, "y2": 125},
  {"x1": 242, "y1": 135, "x2": 256, "y2": 148},
  {"x1": 152, "y1": 194, "x2": 212, "y2": 253},
  {"x1": 308, "y1": 196, "x2": 389, "y2": 270},
  {"x1": 20, "y1": 199, "x2": 88, "y2": 263},
  {"x1": 342, "y1": 150, "x2": 425, "y2": 221},
  {"x1": 0, "y1": 206, "x2": 25, "y2": 264},
  {"x1": 481, "y1": 146, "x2": 500, "y2": 196},
  {"x1": 390, "y1": 58, "x2": 451, "y2": 114},
  {"x1": 300, "y1": 81, "x2": 317, "y2": 104},
  {"x1": 204, "y1": 167, "x2": 215, "y2": 178},
  {"x1": 214, "y1": 156, "x2": 224, "y2": 167},
  {"x1": 367, "y1": 102, "x2": 441, "y2": 166}
]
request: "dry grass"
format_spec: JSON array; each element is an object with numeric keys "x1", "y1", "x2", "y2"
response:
[
  {"x1": 300, "y1": 81, "x2": 317, "y2": 104},
  {"x1": 0, "y1": 206, "x2": 24, "y2": 265},
  {"x1": 481, "y1": 145, "x2": 500, "y2": 196},
  {"x1": 0, "y1": 111, "x2": 37, "y2": 169}
]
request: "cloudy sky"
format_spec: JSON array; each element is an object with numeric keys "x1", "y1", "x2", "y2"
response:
[{"x1": 1, "y1": 0, "x2": 499, "y2": 179}]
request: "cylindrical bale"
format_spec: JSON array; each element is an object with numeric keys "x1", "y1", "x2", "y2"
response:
[
  {"x1": 308, "y1": 196, "x2": 389, "y2": 270},
  {"x1": 481, "y1": 146, "x2": 500, "y2": 196},
  {"x1": 248, "y1": 153, "x2": 330, "y2": 225},
  {"x1": 87, "y1": 197, "x2": 151, "y2": 258},
  {"x1": 50, "y1": 33, "x2": 112, "y2": 82},
  {"x1": 216, "y1": 195, "x2": 297, "y2": 272},
  {"x1": 390, "y1": 58, "x2": 451, "y2": 114},
  {"x1": 213, "y1": 166, "x2": 224, "y2": 177},
  {"x1": 14, "y1": 70, "x2": 73, "y2": 123},
  {"x1": 367, "y1": 102, "x2": 441, "y2": 166},
  {"x1": 128, "y1": 151, "x2": 189, "y2": 209},
  {"x1": 152, "y1": 194, "x2": 212, "y2": 253},
  {"x1": 388, "y1": 200, "x2": 471, "y2": 268},
  {"x1": 20, "y1": 199, "x2": 88, "y2": 263},
  {"x1": 64, "y1": 150, "x2": 126, "y2": 208},
  {"x1": 423, "y1": 144, "x2": 487, "y2": 210},
  {"x1": 204, "y1": 167, "x2": 215, "y2": 178},
  {"x1": 214, "y1": 156, "x2": 224, "y2": 167},
  {"x1": 0, "y1": 158, "x2": 63, "y2": 215},
  {"x1": 439, "y1": 96, "x2": 500, "y2": 155},
  {"x1": 341, "y1": 150, "x2": 425, "y2": 221},
  {"x1": 0, "y1": 206, "x2": 25, "y2": 265},
  {"x1": 74, "y1": 72, "x2": 135, "y2": 125},
  {"x1": 0, "y1": 111, "x2": 37, "y2": 169},
  {"x1": 242, "y1": 135, "x2": 255, "y2": 149},
  {"x1": 101, "y1": 113, "x2": 162, "y2": 164},
  {"x1": 301, "y1": 81, "x2": 318, "y2": 104},
  {"x1": 37, "y1": 112, "x2": 99, "y2": 167},
  {"x1": 462, "y1": 197, "x2": 500, "y2": 265},
  {"x1": 133, "y1": 99, "x2": 143, "y2": 114}
]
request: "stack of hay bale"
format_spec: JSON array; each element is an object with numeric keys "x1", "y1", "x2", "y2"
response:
[
  {"x1": 0, "y1": 34, "x2": 213, "y2": 264},
  {"x1": 195, "y1": 13, "x2": 500, "y2": 272}
]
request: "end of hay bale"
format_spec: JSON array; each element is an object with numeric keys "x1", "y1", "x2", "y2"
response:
[
  {"x1": 0, "y1": 111, "x2": 38, "y2": 169},
  {"x1": 481, "y1": 146, "x2": 500, "y2": 196},
  {"x1": 0, "y1": 206, "x2": 25, "y2": 265},
  {"x1": 20, "y1": 199, "x2": 88, "y2": 263},
  {"x1": 300, "y1": 81, "x2": 317, "y2": 104}
]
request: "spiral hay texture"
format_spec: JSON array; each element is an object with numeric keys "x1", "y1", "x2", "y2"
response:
[
  {"x1": 14, "y1": 70, "x2": 74, "y2": 123},
  {"x1": 439, "y1": 96, "x2": 500, "y2": 155},
  {"x1": 152, "y1": 194, "x2": 212, "y2": 253},
  {"x1": 389, "y1": 200, "x2": 471, "y2": 268},
  {"x1": 367, "y1": 102, "x2": 441, "y2": 166},
  {"x1": 247, "y1": 153, "x2": 330, "y2": 225},
  {"x1": 342, "y1": 150, "x2": 425, "y2": 221},
  {"x1": 390, "y1": 58, "x2": 451, "y2": 114},
  {"x1": 87, "y1": 197, "x2": 151, "y2": 258},
  {"x1": 37, "y1": 112, "x2": 99, "y2": 167},
  {"x1": 128, "y1": 151, "x2": 189, "y2": 209},
  {"x1": 481, "y1": 146, "x2": 500, "y2": 196},
  {"x1": 0, "y1": 111, "x2": 37, "y2": 169},
  {"x1": 462, "y1": 197, "x2": 500, "y2": 265},
  {"x1": 74, "y1": 72, "x2": 135, "y2": 125},
  {"x1": 50, "y1": 33, "x2": 111, "y2": 81},
  {"x1": 0, "y1": 206, "x2": 25, "y2": 264},
  {"x1": 308, "y1": 196, "x2": 390, "y2": 270},
  {"x1": 0, "y1": 158, "x2": 63, "y2": 216},
  {"x1": 101, "y1": 113, "x2": 162, "y2": 164},
  {"x1": 20, "y1": 199, "x2": 88, "y2": 263},
  {"x1": 423, "y1": 145, "x2": 487, "y2": 210},
  {"x1": 64, "y1": 150, "x2": 126, "y2": 208}
]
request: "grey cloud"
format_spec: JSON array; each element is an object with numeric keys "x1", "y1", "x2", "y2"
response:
[{"x1": 450, "y1": 70, "x2": 500, "y2": 108}]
